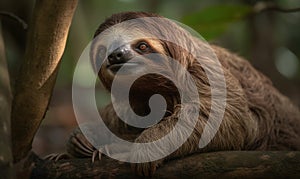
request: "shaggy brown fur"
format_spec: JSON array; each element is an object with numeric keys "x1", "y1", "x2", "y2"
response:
[{"x1": 66, "y1": 12, "x2": 300, "y2": 176}]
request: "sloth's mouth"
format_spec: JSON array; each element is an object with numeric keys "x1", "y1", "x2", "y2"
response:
[{"x1": 107, "y1": 62, "x2": 141, "y2": 74}]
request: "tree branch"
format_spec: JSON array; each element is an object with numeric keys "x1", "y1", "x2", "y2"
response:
[
  {"x1": 0, "y1": 11, "x2": 28, "y2": 29},
  {"x1": 29, "y1": 151, "x2": 300, "y2": 178},
  {"x1": 11, "y1": 0, "x2": 78, "y2": 162},
  {"x1": 254, "y1": 2, "x2": 300, "y2": 14}
]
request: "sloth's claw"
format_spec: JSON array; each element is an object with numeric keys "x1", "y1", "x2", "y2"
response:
[
  {"x1": 91, "y1": 150, "x2": 101, "y2": 163},
  {"x1": 91, "y1": 145, "x2": 112, "y2": 163},
  {"x1": 44, "y1": 153, "x2": 71, "y2": 161}
]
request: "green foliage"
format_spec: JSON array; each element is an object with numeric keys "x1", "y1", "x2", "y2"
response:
[{"x1": 182, "y1": 4, "x2": 252, "y2": 40}]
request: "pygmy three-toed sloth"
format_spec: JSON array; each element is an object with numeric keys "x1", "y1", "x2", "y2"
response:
[{"x1": 59, "y1": 12, "x2": 300, "y2": 176}]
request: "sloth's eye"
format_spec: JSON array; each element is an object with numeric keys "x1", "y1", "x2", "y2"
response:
[{"x1": 137, "y1": 42, "x2": 149, "y2": 51}]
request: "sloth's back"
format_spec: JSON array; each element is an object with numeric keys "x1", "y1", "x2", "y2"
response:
[{"x1": 212, "y1": 45, "x2": 300, "y2": 150}]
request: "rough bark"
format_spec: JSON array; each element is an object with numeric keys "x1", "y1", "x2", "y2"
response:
[
  {"x1": 0, "y1": 22, "x2": 13, "y2": 178},
  {"x1": 11, "y1": 0, "x2": 78, "y2": 162},
  {"x1": 29, "y1": 151, "x2": 300, "y2": 178}
]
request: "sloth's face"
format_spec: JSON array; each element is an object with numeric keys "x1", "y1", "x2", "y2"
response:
[
  {"x1": 102, "y1": 39, "x2": 160, "y2": 76},
  {"x1": 91, "y1": 26, "x2": 170, "y2": 89}
]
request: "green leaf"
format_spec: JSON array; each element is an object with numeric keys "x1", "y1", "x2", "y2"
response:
[{"x1": 182, "y1": 4, "x2": 252, "y2": 40}]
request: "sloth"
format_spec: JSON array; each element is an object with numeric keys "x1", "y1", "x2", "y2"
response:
[{"x1": 51, "y1": 12, "x2": 300, "y2": 176}]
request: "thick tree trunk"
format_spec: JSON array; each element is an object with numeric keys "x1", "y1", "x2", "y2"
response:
[
  {"x1": 29, "y1": 151, "x2": 300, "y2": 178},
  {"x1": 11, "y1": 0, "x2": 78, "y2": 162},
  {"x1": 0, "y1": 22, "x2": 13, "y2": 178}
]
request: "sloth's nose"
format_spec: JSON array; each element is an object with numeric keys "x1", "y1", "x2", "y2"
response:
[{"x1": 107, "y1": 47, "x2": 130, "y2": 65}]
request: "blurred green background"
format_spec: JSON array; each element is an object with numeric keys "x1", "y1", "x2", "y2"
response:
[{"x1": 1, "y1": 0, "x2": 300, "y2": 156}]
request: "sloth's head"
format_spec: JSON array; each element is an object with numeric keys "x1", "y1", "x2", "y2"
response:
[{"x1": 90, "y1": 12, "x2": 208, "y2": 94}]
